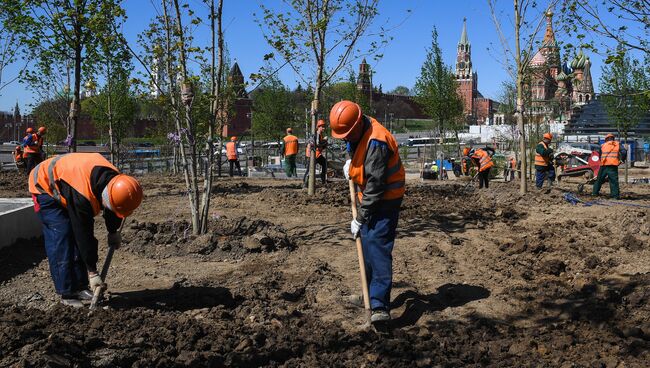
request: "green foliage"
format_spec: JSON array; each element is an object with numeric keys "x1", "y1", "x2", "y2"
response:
[
  {"x1": 600, "y1": 46, "x2": 650, "y2": 138},
  {"x1": 251, "y1": 76, "x2": 296, "y2": 142},
  {"x1": 413, "y1": 27, "x2": 464, "y2": 133},
  {"x1": 390, "y1": 86, "x2": 411, "y2": 96}
]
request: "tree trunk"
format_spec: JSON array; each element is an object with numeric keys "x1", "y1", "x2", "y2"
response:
[
  {"x1": 624, "y1": 133, "x2": 629, "y2": 184},
  {"x1": 514, "y1": 0, "x2": 527, "y2": 195},
  {"x1": 107, "y1": 59, "x2": 115, "y2": 165},
  {"x1": 69, "y1": 42, "x2": 82, "y2": 153},
  {"x1": 199, "y1": 0, "x2": 223, "y2": 234},
  {"x1": 308, "y1": 66, "x2": 323, "y2": 195}
]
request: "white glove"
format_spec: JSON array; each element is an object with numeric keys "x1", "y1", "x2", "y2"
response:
[
  {"x1": 343, "y1": 159, "x2": 351, "y2": 180},
  {"x1": 350, "y1": 219, "x2": 362, "y2": 239},
  {"x1": 107, "y1": 232, "x2": 122, "y2": 249},
  {"x1": 89, "y1": 274, "x2": 106, "y2": 293}
]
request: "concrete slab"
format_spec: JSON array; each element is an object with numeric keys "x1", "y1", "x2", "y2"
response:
[{"x1": 0, "y1": 198, "x2": 41, "y2": 249}]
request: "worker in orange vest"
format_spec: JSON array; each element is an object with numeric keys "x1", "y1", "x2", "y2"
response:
[
  {"x1": 22, "y1": 126, "x2": 47, "y2": 174},
  {"x1": 226, "y1": 136, "x2": 242, "y2": 177},
  {"x1": 303, "y1": 119, "x2": 329, "y2": 185},
  {"x1": 13, "y1": 146, "x2": 25, "y2": 170},
  {"x1": 330, "y1": 100, "x2": 405, "y2": 324},
  {"x1": 281, "y1": 127, "x2": 299, "y2": 177},
  {"x1": 508, "y1": 157, "x2": 516, "y2": 182},
  {"x1": 469, "y1": 146, "x2": 495, "y2": 188},
  {"x1": 29, "y1": 153, "x2": 143, "y2": 308},
  {"x1": 461, "y1": 147, "x2": 472, "y2": 176},
  {"x1": 593, "y1": 133, "x2": 626, "y2": 199},
  {"x1": 534, "y1": 132, "x2": 555, "y2": 189}
]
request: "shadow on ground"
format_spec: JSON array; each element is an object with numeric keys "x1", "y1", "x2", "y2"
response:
[
  {"x1": 108, "y1": 286, "x2": 240, "y2": 311},
  {"x1": 0, "y1": 237, "x2": 45, "y2": 283}
]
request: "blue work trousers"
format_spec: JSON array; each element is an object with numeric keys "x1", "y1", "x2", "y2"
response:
[
  {"x1": 35, "y1": 194, "x2": 88, "y2": 296},
  {"x1": 360, "y1": 203, "x2": 400, "y2": 311},
  {"x1": 535, "y1": 166, "x2": 555, "y2": 188}
]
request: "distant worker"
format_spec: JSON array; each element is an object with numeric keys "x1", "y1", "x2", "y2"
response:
[
  {"x1": 431, "y1": 161, "x2": 439, "y2": 180},
  {"x1": 461, "y1": 147, "x2": 472, "y2": 176},
  {"x1": 281, "y1": 127, "x2": 299, "y2": 178},
  {"x1": 509, "y1": 157, "x2": 517, "y2": 182},
  {"x1": 303, "y1": 119, "x2": 329, "y2": 186},
  {"x1": 593, "y1": 134, "x2": 626, "y2": 199},
  {"x1": 29, "y1": 153, "x2": 143, "y2": 307},
  {"x1": 330, "y1": 100, "x2": 404, "y2": 324},
  {"x1": 22, "y1": 126, "x2": 47, "y2": 174},
  {"x1": 535, "y1": 133, "x2": 555, "y2": 189},
  {"x1": 226, "y1": 136, "x2": 242, "y2": 177},
  {"x1": 451, "y1": 158, "x2": 461, "y2": 177},
  {"x1": 470, "y1": 146, "x2": 495, "y2": 189},
  {"x1": 13, "y1": 146, "x2": 24, "y2": 170}
]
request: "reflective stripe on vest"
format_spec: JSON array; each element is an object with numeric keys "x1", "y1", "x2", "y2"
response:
[
  {"x1": 348, "y1": 117, "x2": 405, "y2": 202},
  {"x1": 601, "y1": 141, "x2": 620, "y2": 166},
  {"x1": 29, "y1": 153, "x2": 118, "y2": 215},
  {"x1": 534, "y1": 142, "x2": 550, "y2": 167},
  {"x1": 283, "y1": 135, "x2": 298, "y2": 156},
  {"x1": 226, "y1": 142, "x2": 237, "y2": 160}
]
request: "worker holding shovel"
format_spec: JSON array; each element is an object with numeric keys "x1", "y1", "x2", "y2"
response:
[
  {"x1": 330, "y1": 100, "x2": 405, "y2": 325},
  {"x1": 28, "y1": 153, "x2": 143, "y2": 308}
]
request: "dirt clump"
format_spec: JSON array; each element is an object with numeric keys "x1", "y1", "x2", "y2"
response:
[
  {"x1": 0, "y1": 170, "x2": 29, "y2": 197},
  {"x1": 122, "y1": 216, "x2": 295, "y2": 260}
]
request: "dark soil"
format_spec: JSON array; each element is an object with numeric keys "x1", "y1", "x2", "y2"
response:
[{"x1": 0, "y1": 170, "x2": 29, "y2": 197}]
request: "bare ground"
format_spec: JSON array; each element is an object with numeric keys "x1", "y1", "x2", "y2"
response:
[{"x1": 1, "y1": 170, "x2": 649, "y2": 367}]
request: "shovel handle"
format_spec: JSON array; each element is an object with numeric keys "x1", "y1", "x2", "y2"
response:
[{"x1": 348, "y1": 180, "x2": 371, "y2": 311}]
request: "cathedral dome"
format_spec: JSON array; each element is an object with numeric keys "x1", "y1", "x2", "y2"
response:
[
  {"x1": 556, "y1": 71, "x2": 569, "y2": 82},
  {"x1": 571, "y1": 50, "x2": 586, "y2": 69}
]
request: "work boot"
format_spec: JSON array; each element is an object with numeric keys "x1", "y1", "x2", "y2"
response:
[
  {"x1": 76, "y1": 289, "x2": 94, "y2": 301},
  {"x1": 61, "y1": 296, "x2": 84, "y2": 308},
  {"x1": 370, "y1": 309, "x2": 391, "y2": 324}
]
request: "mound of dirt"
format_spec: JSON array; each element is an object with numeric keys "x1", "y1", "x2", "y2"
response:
[
  {"x1": 0, "y1": 170, "x2": 29, "y2": 197},
  {"x1": 122, "y1": 216, "x2": 296, "y2": 260},
  {"x1": 253, "y1": 181, "x2": 350, "y2": 208}
]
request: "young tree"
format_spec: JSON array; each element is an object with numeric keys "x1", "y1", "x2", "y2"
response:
[
  {"x1": 413, "y1": 27, "x2": 464, "y2": 177},
  {"x1": 600, "y1": 46, "x2": 650, "y2": 183},
  {"x1": 0, "y1": 2, "x2": 24, "y2": 95},
  {"x1": 390, "y1": 86, "x2": 411, "y2": 96},
  {"x1": 3, "y1": 0, "x2": 127, "y2": 152},
  {"x1": 257, "y1": 0, "x2": 387, "y2": 195}
]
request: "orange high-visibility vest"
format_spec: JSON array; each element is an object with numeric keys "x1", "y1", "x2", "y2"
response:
[
  {"x1": 601, "y1": 141, "x2": 620, "y2": 166},
  {"x1": 510, "y1": 158, "x2": 516, "y2": 169},
  {"x1": 472, "y1": 149, "x2": 494, "y2": 172},
  {"x1": 23, "y1": 133, "x2": 40, "y2": 156},
  {"x1": 283, "y1": 135, "x2": 298, "y2": 156},
  {"x1": 226, "y1": 141, "x2": 237, "y2": 160},
  {"x1": 305, "y1": 133, "x2": 324, "y2": 159},
  {"x1": 29, "y1": 153, "x2": 118, "y2": 216},
  {"x1": 534, "y1": 141, "x2": 550, "y2": 167},
  {"x1": 348, "y1": 117, "x2": 405, "y2": 202}
]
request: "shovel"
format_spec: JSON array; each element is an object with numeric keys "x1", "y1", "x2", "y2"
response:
[
  {"x1": 348, "y1": 180, "x2": 371, "y2": 323},
  {"x1": 89, "y1": 222, "x2": 125, "y2": 310}
]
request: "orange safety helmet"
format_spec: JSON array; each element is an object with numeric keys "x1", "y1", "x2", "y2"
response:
[
  {"x1": 15, "y1": 145, "x2": 22, "y2": 151},
  {"x1": 317, "y1": 119, "x2": 326, "y2": 128},
  {"x1": 543, "y1": 132, "x2": 553, "y2": 140},
  {"x1": 26, "y1": 127, "x2": 33, "y2": 134},
  {"x1": 286, "y1": 128, "x2": 293, "y2": 134},
  {"x1": 38, "y1": 126, "x2": 47, "y2": 134},
  {"x1": 230, "y1": 136, "x2": 237, "y2": 141},
  {"x1": 103, "y1": 174, "x2": 143, "y2": 218},
  {"x1": 605, "y1": 133, "x2": 615, "y2": 141},
  {"x1": 330, "y1": 100, "x2": 362, "y2": 139},
  {"x1": 462, "y1": 147, "x2": 470, "y2": 156}
]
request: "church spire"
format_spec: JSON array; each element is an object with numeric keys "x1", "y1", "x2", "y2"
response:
[{"x1": 543, "y1": 11, "x2": 556, "y2": 46}]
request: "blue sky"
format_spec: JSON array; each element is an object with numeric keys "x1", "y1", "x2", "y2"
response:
[{"x1": 0, "y1": 0, "x2": 630, "y2": 114}]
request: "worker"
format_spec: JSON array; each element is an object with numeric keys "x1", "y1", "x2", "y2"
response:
[
  {"x1": 226, "y1": 136, "x2": 242, "y2": 177},
  {"x1": 509, "y1": 157, "x2": 517, "y2": 182},
  {"x1": 592, "y1": 133, "x2": 626, "y2": 199},
  {"x1": 28, "y1": 153, "x2": 143, "y2": 307},
  {"x1": 22, "y1": 126, "x2": 46, "y2": 174},
  {"x1": 431, "y1": 161, "x2": 439, "y2": 180},
  {"x1": 303, "y1": 119, "x2": 329, "y2": 186},
  {"x1": 451, "y1": 158, "x2": 461, "y2": 177},
  {"x1": 470, "y1": 146, "x2": 495, "y2": 189},
  {"x1": 535, "y1": 132, "x2": 555, "y2": 189},
  {"x1": 281, "y1": 128, "x2": 299, "y2": 178},
  {"x1": 461, "y1": 147, "x2": 472, "y2": 176},
  {"x1": 13, "y1": 146, "x2": 24, "y2": 170},
  {"x1": 330, "y1": 100, "x2": 404, "y2": 324}
]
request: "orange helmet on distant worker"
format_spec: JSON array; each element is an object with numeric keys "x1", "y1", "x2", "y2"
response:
[
  {"x1": 15, "y1": 146, "x2": 21, "y2": 151},
  {"x1": 26, "y1": 127, "x2": 33, "y2": 134},
  {"x1": 605, "y1": 133, "x2": 615, "y2": 141},
  {"x1": 230, "y1": 136, "x2": 237, "y2": 141},
  {"x1": 102, "y1": 174, "x2": 144, "y2": 218},
  {"x1": 330, "y1": 100, "x2": 362, "y2": 139},
  {"x1": 543, "y1": 133, "x2": 553, "y2": 140},
  {"x1": 462, "y1": 147, "x2": 470, "y2": 156},
  {"x1": 286, "y1": 128, "x2": 293, "y2": 134},
  {"x1": 317, "y1": 119, "x2": 326, "y2": 128},
  {"x1": 38, "y1": 126, "x2": 47, "y2": 134}
]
